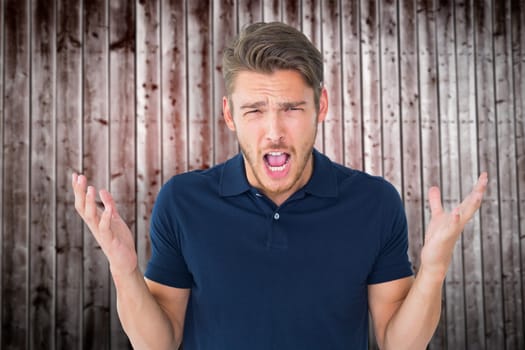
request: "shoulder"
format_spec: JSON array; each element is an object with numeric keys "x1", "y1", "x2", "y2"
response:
[
  {"x1": 159, "y1": 161, "x2": 225, "y2": 199},
  {"x1": 151, "y1": 161, "x2": 234, "y2": 221},
  {"x1": 330, "y1": 162, "x2": 401, "y2": 203}
]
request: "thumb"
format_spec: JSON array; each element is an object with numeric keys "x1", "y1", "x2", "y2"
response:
[
  {"x1": 428, "y1": 186, "x2": 443, "y2": 217},
  {"x1": 99, "y1": 189, "x2": 121, "y2": 221}
]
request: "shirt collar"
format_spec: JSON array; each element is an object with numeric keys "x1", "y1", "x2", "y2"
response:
[
  {"x1": 303, "y1": 149, "x2": 338, "y2": 198},
  {"x1": 220, "y1": 153, "x2": 251, "y2": 196},
  {"x1": 219, "y1": 149, "x2": 338, "y2": 198}
]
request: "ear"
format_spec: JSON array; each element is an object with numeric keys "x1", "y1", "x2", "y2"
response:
[
  {"x1": 223, "y1": 96, "x2": 236, "y2": 131},
  {"x1": 317, "y1": 87, "x2": 328, "y2": 124}
]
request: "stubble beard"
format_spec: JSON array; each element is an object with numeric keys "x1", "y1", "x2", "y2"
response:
[{"x1": 238, "y1": 126, "x2": 317, "y2": 200}]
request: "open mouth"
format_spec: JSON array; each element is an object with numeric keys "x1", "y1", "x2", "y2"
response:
[{"x1": 264, "y1": 151, "x2": 290, "y2": 173}]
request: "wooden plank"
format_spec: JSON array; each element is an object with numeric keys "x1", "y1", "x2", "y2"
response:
[
  {"x1": 29, "y1": 0, "x2": 56, "y2": 348},
  {"x1": 416, "y1": 0, "x2": 445, "y2": 348},
  {"x1": 399, "y1": 0, "x2": 424, "y2": 281},
  {"x1": 455, "y1": 0, "x2": 485, "y2": 348},
  {"x1": 238, "y1": 0, "x2": 262, "y2": 28},
  {"x1": 474, "y1": 0, "x2": 505, "y2": 348},
  {"x1": 213, "y1": 0, "x2": 238, "y2": 164},
  {"x1": 361, "y1": 0, "x2": 382, "y2": 176},
  {"x1": 341, "y1": 0, "x2": 362, "y2": 170},
  {"x1": 301, "y1": 0, "x2": 324, "y2": 153},
  {"x1": 2, "y1": 0, "x2": 30, "y2": 348},
  {"x1": 187, "y1": 1, "x2": 213, "y2": 170},
  {"x1": 83, "y1": 0, "x2": 110, "y2": 347},
  {"x1": 379, "y1": 0, "x2": 402, "y2": 190},
  {"x1": 263, "y1": 0, "x2": 281, "y2": 22},
  {"x1": 161, "y1": 0, "x2": 188, "y2": 178},
  {"x1": 512, "y1": 2, "x2": 525, "y2": 348},
  {"x1": 282, "y1": 0, "x2": 300, "y2": 29},
  {"x1": 321, "y1": 0, "x2": 343, "y2": 163},
  {"x1": 493, "y1": 0, "x2": 523, "y2": 348},
  {"x1": 55, "y1": 0, "x2": 83, "y2": 347},
  {"x1": 0, "y1": 0, "x2": 4, "y2": 343},
  {"x1": 436, "y1": 0, "x2": 465, "y2": 348},
  {"x1": 109, "y1": 0, "x2": 135, "y2": 348},
  {"x1": 136, "y1": 0, "x2": 161, "y2": 274}
]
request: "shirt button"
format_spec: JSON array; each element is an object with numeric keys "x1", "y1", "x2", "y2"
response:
[{"x1": 273, "y1": 213, "x2": 280, "y2": 220}]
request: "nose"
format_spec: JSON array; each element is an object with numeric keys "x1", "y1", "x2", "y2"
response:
[{"x1": 265, "y1": 111, "x2": 285, "y2": 143}]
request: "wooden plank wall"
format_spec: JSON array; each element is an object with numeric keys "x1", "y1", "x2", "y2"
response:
[{"x1": 0, "y1": 0, "x2": 523, "y2": 349}]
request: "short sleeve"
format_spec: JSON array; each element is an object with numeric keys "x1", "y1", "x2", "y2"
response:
[
  {"x1": 367, "y1": 183, "x2": 413, "y2": 284},
  {"x1": 144, "y1": 180, "x2": 193, "y2": 288}
]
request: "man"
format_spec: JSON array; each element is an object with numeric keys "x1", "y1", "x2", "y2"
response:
[{"x1": 72, "y1": 22, "x2": 487, "y2": 349}]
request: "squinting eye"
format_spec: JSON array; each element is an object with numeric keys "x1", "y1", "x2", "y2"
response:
[
  {"x1": 286, "y1": 107, "x2": 302, "y2": 112},
  {"x1": 244, "y1": 109, "x2": 261, "y2": 117}
]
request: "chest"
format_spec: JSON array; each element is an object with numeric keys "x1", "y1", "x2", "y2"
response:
[{"x1": 175, "y1": 194, "x2": 383, "y2": 313}]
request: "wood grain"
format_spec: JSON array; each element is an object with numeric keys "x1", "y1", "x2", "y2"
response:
[
  {"x1": 455, "y1": 0, "x2": 485, "y2": 348},
  {"x1": 361, "y1": 0, "x2": 382, "y2": 176},
  {"x1": 263, "y1": 0, "x2": 281, "y2": 22},
  {"x1": 0, "y1": 0, "x2": 4, "y2": 343},
  {"x1": 213, "y1": 0, "x2": 238, "y2": 164},
  {"x1": 475, "y1": 0, "x2": 505, "y2": 348},
  {"x1": 0, "y1": 1, "x2": 523, "y2": 348},
  {"x1": 2, "y1": 0, "x2": 30, "y2": 348},
  {"x1": 30, "y1": 0, "x2": 56, "y2": 348},
  {"x1": 283, "y1": 0, "x2": 300, "y2": 28},
  {"x1": 417, "y1": 0, "x2": 445, "y2": 348},
  {"x1": 187, "y1": 1, "x2": 213, "y2": 171},
  {"x1": 238, "y1": 0, "x2": 262, "y2": 28},
  {"x1": 512, "y1": 2, "x2": 525, "y2": 348},
  {"x1": 301, "y1": 0, "x2": 324, "y2": 152},
  {"x1": 82, "y1": 0, "x2": 110, "y2": 347},
  {"x1": 493, "y1": 0, "x2": 523, "y2": 348},
  {"x1": 109, "y1": 0, "x2": 135, "y2": 348},
  {"x1": 436, "y1": 1, "x2": 465, "y2": 348},
  {"x1": 161, "y1": 0, "x2": 187, "y2": 179},
  {"x1": 55, "y1": 0, "x2": 83, "y2": 347},
  {"x1": 321, "y1": 0, "x2": 343, "y2": 163},
  {"x1": 341, "y1": 0, "x2": 362, "y2": 170},
  {"x1": 380, "y1": 0, "x2": 402, "y2": 191},
  {"x1": 400, "y1": 0, "x2": 424, "y2": 279},
  {"x1": 136, "y1": 0, "x2": 161, "y2": 275}
]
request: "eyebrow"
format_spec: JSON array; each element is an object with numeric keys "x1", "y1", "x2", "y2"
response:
[
  {"x1": 240, "y1": 101, "x2": 267, "y2": 109},
  {"x1": 279, "y1": 101, "x2": 307, "y2": 109},
  {"x1": 239, "y1": 101, "x2": 307, "y2": 109}
]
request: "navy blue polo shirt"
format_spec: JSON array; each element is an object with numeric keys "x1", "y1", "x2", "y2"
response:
[{"x1": 145, "y1": 149, "x2": 413, "y2": 349}]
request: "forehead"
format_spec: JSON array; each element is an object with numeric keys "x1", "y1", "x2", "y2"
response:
[{"x1": 230, "y1": 70, "x2": 314, "y2": 104}]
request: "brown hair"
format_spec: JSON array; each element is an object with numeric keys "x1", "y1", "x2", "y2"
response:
[{"x1": 222, "y1": 22, "x2": 324, "y2": 110}]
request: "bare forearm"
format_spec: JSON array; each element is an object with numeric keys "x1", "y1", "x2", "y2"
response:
[
  {"x1": 113, "y1": 269, "x2": 180, "y2": 350},
  {"x1": 383, "y1": 269, "x2": 444, "y2": 350}
]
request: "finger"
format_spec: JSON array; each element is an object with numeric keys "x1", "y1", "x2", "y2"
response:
[
  {"x1": 98, "y1": 200, "x2": 113, "y2": 235},
  {"x1": 458, "y1": 172, "x2": 488, "y2": 220},
  {"x1": 71, "y1": 172, "x2": 77, "y2": 188},
  {"x1": 428, "y1": 186, "x2": 443, "y2": 216},
  {"x1": 476, "y1": 172, "x2": 488, "y2": 194},
  {"x1": 84, "y1": 185, "x2": 100, "y2": 225},
  {"x1": 72, "y1": 173, "x2": 87, "y2": 215},
  {"x1": 451, "y1": 206, "x2": 461, "y2": 224},
  {"x1": 99, "y1": 189, "x2": 119, "y2": 220}
]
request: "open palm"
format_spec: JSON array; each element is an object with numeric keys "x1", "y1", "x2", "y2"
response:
[
  {"x1": 72, "y1": 173, "x2": 138, "y2": 277},
  {"x1": 420, "y1": 172, "x2": 488, "y2": 278}
]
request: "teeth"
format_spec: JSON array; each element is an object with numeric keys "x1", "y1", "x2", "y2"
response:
[
  {"x1": 269, "y1": 164, "x2": 286, "y2": 172},
  {"x1": 267, "y1": 151, "x2": 284, "y2": 156}
]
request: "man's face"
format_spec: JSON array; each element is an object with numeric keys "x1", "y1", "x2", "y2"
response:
[{"x1": 223, "y1": 69, "x2": 328, "y2": 205}]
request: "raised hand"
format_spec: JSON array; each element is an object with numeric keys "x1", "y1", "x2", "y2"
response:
[
  {"x1": 420, "y1": 172, "x2": 488, "y2": 279},
  {"x1": 72, "y1": 173, "x2": 138, "y2": 277}
]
